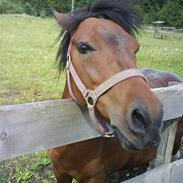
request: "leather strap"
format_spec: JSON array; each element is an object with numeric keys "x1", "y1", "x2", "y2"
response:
[
  {"x1": 66, "y1": 50, "x2": 146, "y2": 137},
  {"x1": 93, "y1": 69, "x2": 145, "y2": 99}
]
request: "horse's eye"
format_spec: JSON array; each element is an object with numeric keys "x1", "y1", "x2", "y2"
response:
[{"x1": 77, "y1": 42, "x2": 94, "y2": 54}]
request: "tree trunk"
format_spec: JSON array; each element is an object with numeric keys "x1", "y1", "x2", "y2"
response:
[{"x1": 71, "y1": 0, "x2": 75, "y2": 11}]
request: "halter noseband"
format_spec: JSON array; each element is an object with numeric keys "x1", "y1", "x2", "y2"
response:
[{"x1": 66, "y1": 48, "x2": 146, "y2": 138}]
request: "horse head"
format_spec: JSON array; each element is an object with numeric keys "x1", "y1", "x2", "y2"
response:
[{"x1": 53, "y1": 0, "x2": 163, "y2": 151}]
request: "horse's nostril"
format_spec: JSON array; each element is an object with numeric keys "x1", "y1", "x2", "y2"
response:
[
  {"x1": 133, "y1": 109, "x2": 145, "y2": 124},
  {"x1": 131, "y1": 109, "x2": 149, "y2": 130}
]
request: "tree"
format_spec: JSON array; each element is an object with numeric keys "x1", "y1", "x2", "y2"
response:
[
  {"x1": 1, "y1": 0, "x2": 183, "y2": 28},
  {"x1": 0, "y1": 0, "x2": 24, "y2": 14},
  {"x1": 71, "y1": 0, "x2": 75, "y2": 11},
  {"x1": 158, "y1": 0, "x2": 183, "y2": 27},
  {"x1": 25, "y1": 2, "x2": 34, "y2": 15}
]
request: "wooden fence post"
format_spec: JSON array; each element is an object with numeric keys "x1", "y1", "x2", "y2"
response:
[
  {"x1": 148, "y1": 119, "x2": 178, "y2": 169},
  {"x1": 148, "y1": 83, "x2": 181, "y2": 169}
]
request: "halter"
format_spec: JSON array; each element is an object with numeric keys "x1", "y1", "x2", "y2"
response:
[{"x1": 66, "y1": 48, "x2": 146, "y2": 138}]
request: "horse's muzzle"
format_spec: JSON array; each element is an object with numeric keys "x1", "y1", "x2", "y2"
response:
[
  {"x1": 127, "y1": 105, "x2": 163, "y2": 150},
  {"x1": 111, "y1": 101, "x2": 163, "y2": 151}
]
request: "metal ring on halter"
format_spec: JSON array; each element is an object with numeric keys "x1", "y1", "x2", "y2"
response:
[{"x1": 84, "y1": 90, "x2": 97, "y2": 110}]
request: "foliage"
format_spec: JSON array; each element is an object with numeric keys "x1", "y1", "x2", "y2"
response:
[
  {"x1": 24, "y1": 3, "x2": 34, "y2": 15},
  {"x1": 0, "y1": 0, "x2": 24, "y2": 14},
  {"x1": 132, "y1": 0, "x2": 183, "y2": 27},
  {"x1": 0, "y1": 0, "x2": 183, "y2": 27},
  {"x1": 158, "y1": 1, "x2": 183, "y2": 28}
]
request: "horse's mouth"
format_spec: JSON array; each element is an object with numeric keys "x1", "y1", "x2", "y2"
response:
[
  {"x1": 95, "y1": 109, "x2": 160, "y2": 150},
  {"x1": 96, "y1": 112, "x2": 147, "y2": 150},
  {"x1": 112, "y1": 126, "x2": 159, "y2": 151},
  {"x1": 112, "y1": 126, "x2": 139, "y2": 151},
  {"x1": 95, "y1": 110, "x2": 161, "y2": 153}
]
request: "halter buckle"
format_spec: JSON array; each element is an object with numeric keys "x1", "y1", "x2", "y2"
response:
[{"x1": 84, "y1": 90, "x2": 97, "y2": 109}]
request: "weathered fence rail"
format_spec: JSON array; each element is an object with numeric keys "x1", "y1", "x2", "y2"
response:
[
  {"x1": 123, "y1": 158, "x2": 183, "y2": 183},
  {"x1": 176, "y1": 29, "x2": 183, "y2": 33},
  {"x1": 144, "y1": 26, "x2": 183, "y2": 34},
  {"x1": 0, "y1": 84, "x2": 183, "y2": 162},
  {"x1": 0, "y1": 99, "x2": 99, "y2": 161}
]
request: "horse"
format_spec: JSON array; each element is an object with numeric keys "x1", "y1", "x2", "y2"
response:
[
  {"x1": 48, "y1": 0, "x2": 182, "y2": 182},
  {"x1": 48, "y1": 67, "x2": 183, "y2": 183}
]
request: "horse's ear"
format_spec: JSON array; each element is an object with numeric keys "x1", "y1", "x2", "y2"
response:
[{"x1": 52, "y1": 9, "x2": 71, "y2": 28}]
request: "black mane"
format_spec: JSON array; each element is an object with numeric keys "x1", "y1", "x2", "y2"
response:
[{"x1": 56, "y1": 0, "x2": 140, "y2": 72}]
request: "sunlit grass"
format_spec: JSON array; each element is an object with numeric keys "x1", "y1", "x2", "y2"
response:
[
  {"x1": 137, "y1": 31, "x2": 183, "y2": 77},
  {"x1": 0, "y1": 15, "x2": 65, "y2": 105}
]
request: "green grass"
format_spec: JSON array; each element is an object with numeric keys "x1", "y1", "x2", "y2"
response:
[
  {"x1": 0, "y1": 15, "x2": 65, "y2": 105},
  {"x1": 0, "y1": 15, "x2": 183, "y2": 182},
  {"x1": 137, "y1": 31, "x2": 183, "y2": 77}
]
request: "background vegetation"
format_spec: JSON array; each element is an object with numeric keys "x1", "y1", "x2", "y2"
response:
[
  {"x1": 0, "y1": 13, "x2": 183, "y2": 182},
  {"x1": 0, "y1": 0, "x2": 183, "y2": 27}
]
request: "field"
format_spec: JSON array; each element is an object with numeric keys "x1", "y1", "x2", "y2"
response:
[{"x1": 0, "y1": 15, "x2": 183, "y2": 183}]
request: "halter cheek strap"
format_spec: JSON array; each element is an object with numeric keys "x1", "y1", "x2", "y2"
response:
[{"x1": 66, "y1": 51, "x2": 147, "y2": 137}]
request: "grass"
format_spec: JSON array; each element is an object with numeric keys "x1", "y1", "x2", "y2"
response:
[
  {"x1": 0, "y1": 15, "x2": 65, "y2": 105},
  {"x1": 137, "y1": 31, "x2": 183, "y2": 77},
  {"x1": 0, "y1": 152, "x2": 56, "y2": 183},
  {"x1": 0, "y1": 15, "x2": 183, "y2": 182}
]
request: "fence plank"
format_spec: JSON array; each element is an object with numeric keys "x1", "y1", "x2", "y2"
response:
[
  {"x1": 149, "y1": 119, "x2": 178, "y2": 169},
  {"x1": 122, "y1": 159, "x2": 183, "y2": 183},
  {"x1": 0, "y1": 99, "x2": 99, "y2": 161},
  {"x1": 122, "y1": 164, "x2": 172, "y2": 183},
  {"x1": 0, "y1": 84, "x2": 183, "y2": 161},
  {"x1": 152, "y1": 84, "x2": 183, "y2": 121},
  {"x1": 170, "y1": 159, "x2": 183, "y2": 183}
]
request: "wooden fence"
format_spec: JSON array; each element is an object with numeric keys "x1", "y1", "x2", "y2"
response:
[
  {"x1": 1, "y1": 84, "x2": 183, "y2": 182},
  {"x1": 123, "y1": 158, "x2": 183, "y2": 183},
  {"x1": 144, "y1": 26, "x2": 183, "y2": 34}
]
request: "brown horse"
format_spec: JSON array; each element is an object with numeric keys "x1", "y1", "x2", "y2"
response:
[
  {"x1": 48, "y1": 67, "x2": 183, "y2": 183},
  {"x1": 48, "y1": 1, "x2": 182, "y2": 182}
]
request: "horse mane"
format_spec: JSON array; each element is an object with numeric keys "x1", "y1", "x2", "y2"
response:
[{"x1": 56, "y1": 0, "x2": 140, "y2": 72}]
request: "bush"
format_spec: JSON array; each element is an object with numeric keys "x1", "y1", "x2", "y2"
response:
[
  {"x1": 158, "y1": 1, "x2": 183, "y2": 28},
  {"x1": 10, "y1": 4, "x2": 24, "y2": 14},
  {"x1": 0, "y1": 0, "x2": 12, "y2": 14},
  {"x1": 0, "y1": 0, "x2": 24, "y2": 14},
  {"x1": 25, "y1": 3, "x2": 35, "y2": 15},
  {"x1": 143, "y1": 8, "x2": 159, "y2": 24}
]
